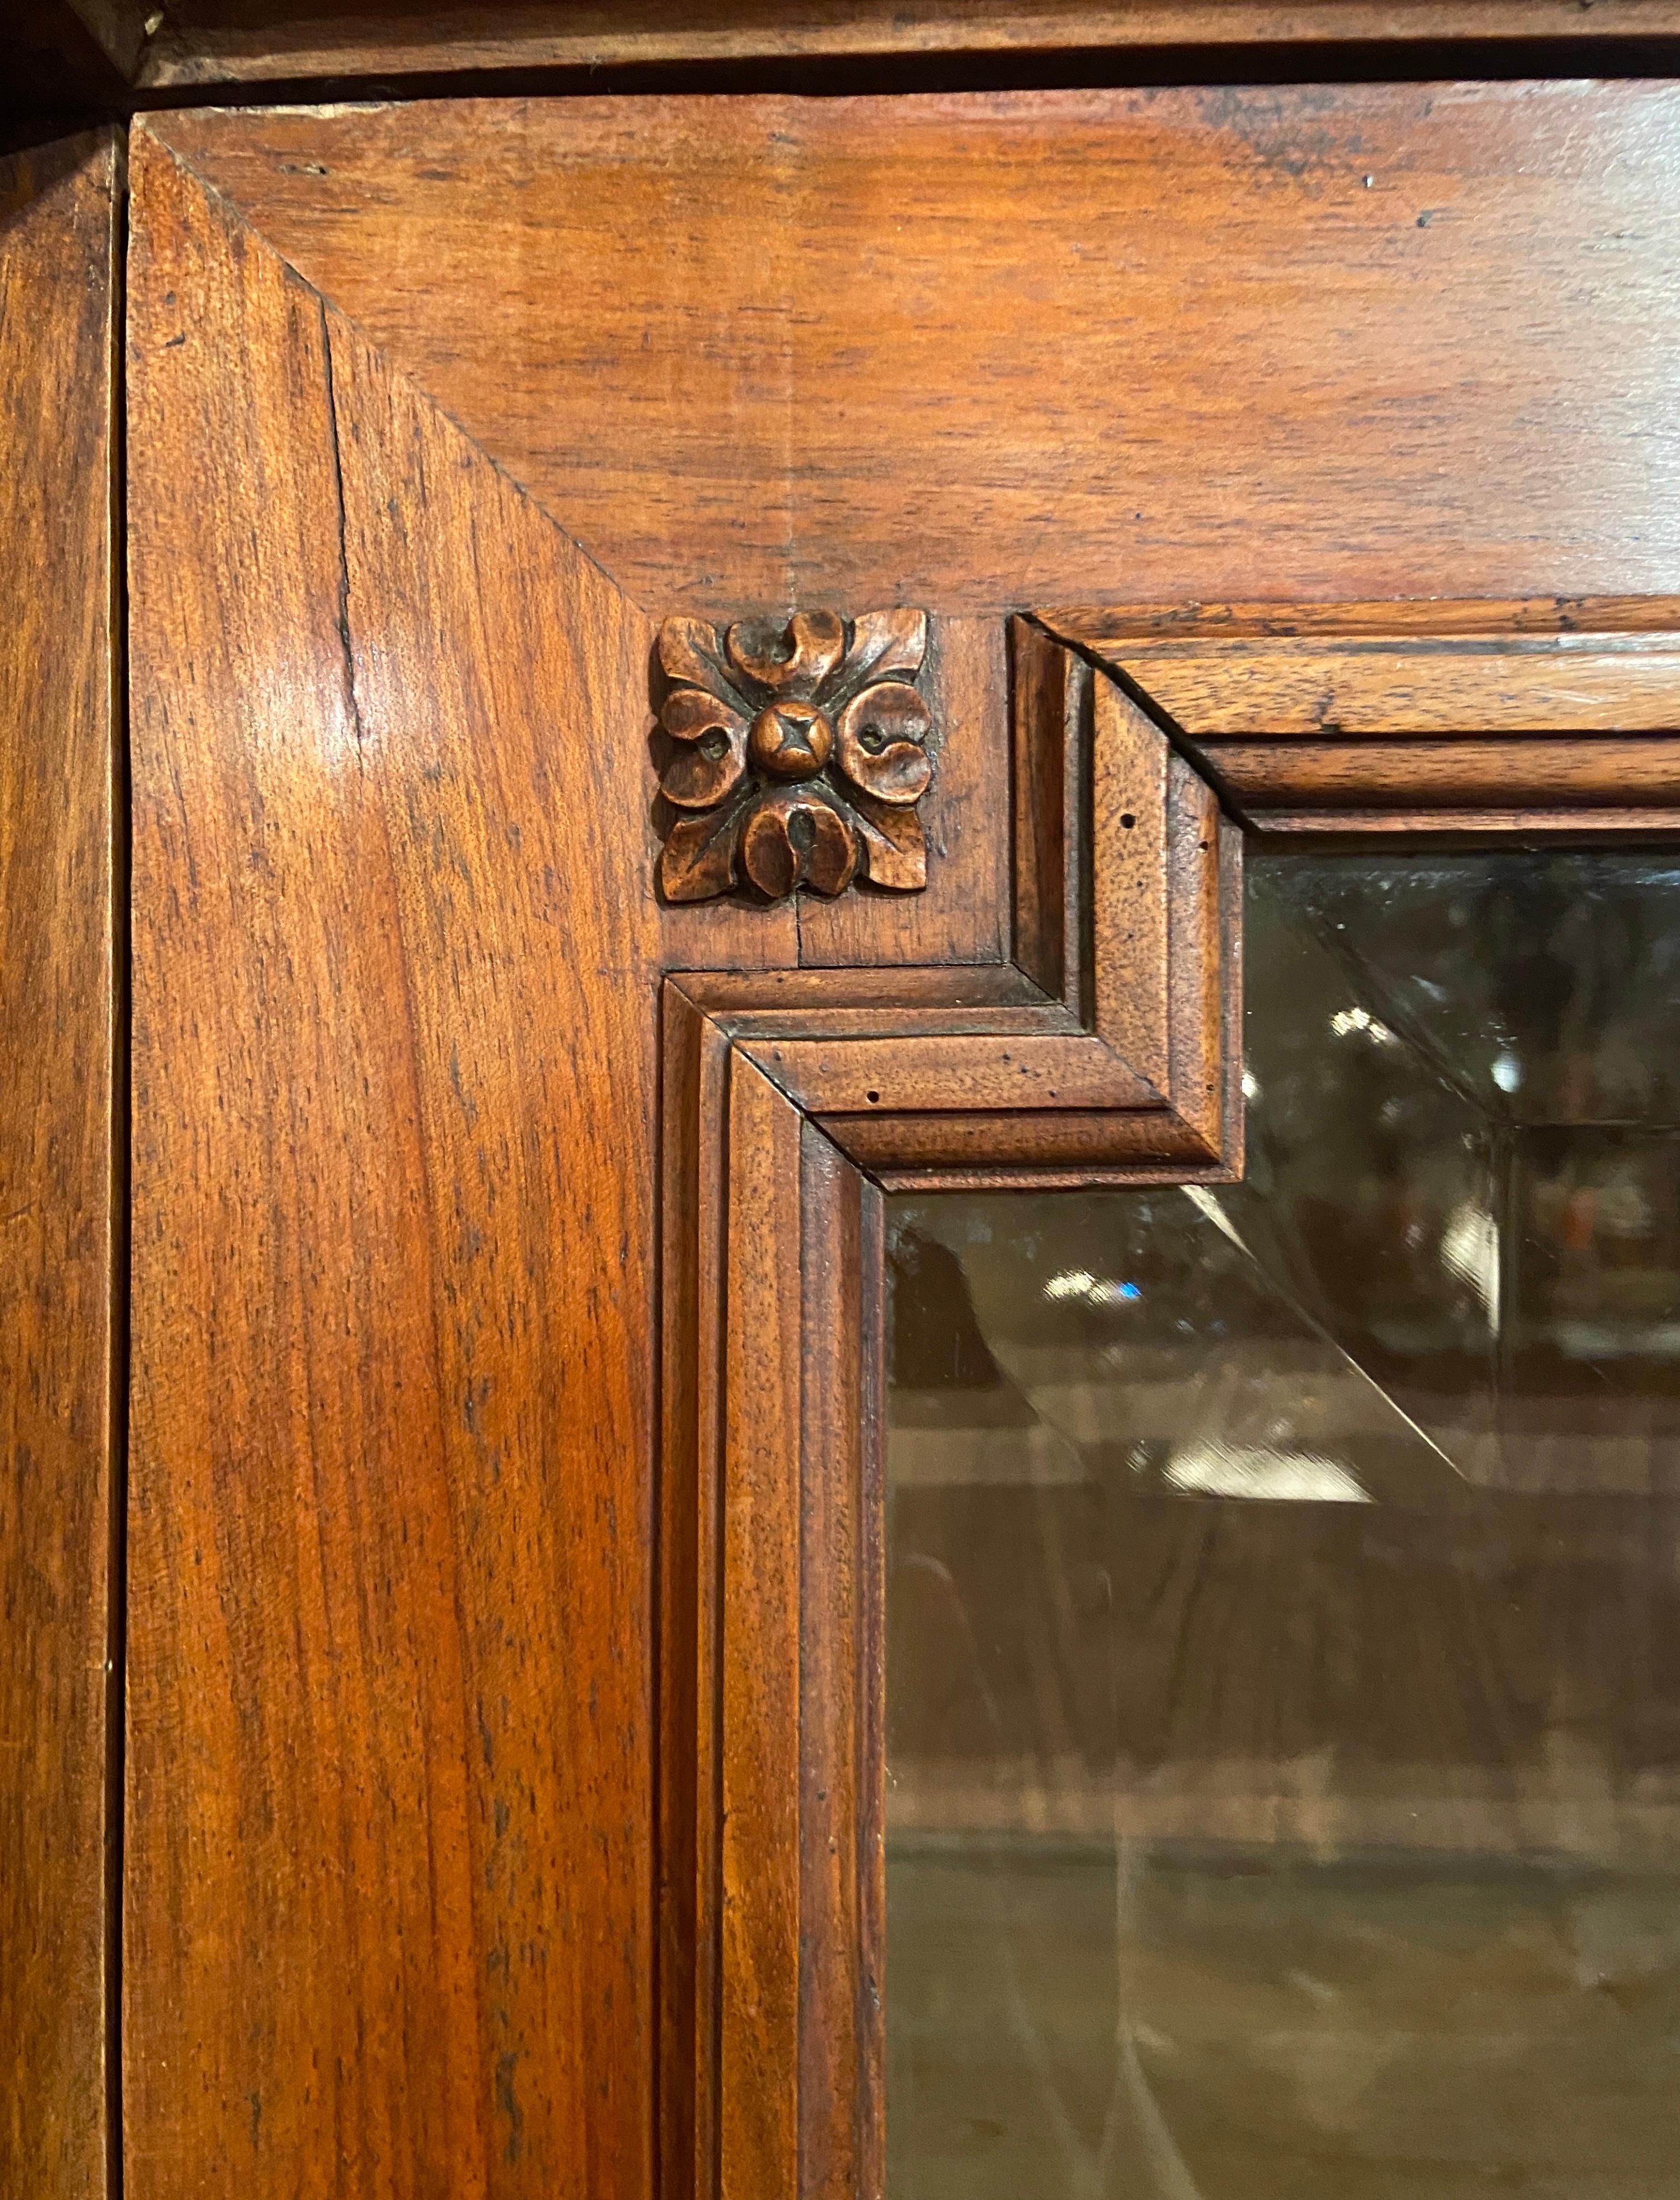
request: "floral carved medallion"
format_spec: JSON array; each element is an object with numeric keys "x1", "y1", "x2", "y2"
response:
[{"x1": 654, "y1": 608, "x2": 936, "y2": 902}]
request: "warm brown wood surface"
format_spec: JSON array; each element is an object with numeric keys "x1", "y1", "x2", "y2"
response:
[
  {"x1": 794, "y1": 618, "x2": 1009, "y2": 972},
  {"x1": 798, "y1": 1126, "x2": 883, "y2": 2200},
  {"x1": 127, "y1": 129, "x2": 664, "y2": 2197},
  {"x1": 1254, "y1": 805, "x2": 1680, "y2": 832},
  {"x1": 0, "y1": 129, "x2": 119, "y2": 2200},
  {"x1": 719, "y1": 1060, "x2": 806, "y2": 2200},
  {"x1": 1079, "y1": 638, "x2": 1680, "y2": 737},
  {"x1": 1047, "y1": 599, "x2": 1680, "y2": 734},
  {"x1": 146, "y1": 86, "x2": 1680, "y2": 616},
  {"x1": 132, "y1": 1, "x2": 1680, "y2": 88},
  {"x1": 1055, "y1": 600, "x2": 1680, "y2": 831},
  {"x1": 1049, "y1": 594, "x2": 1680, "y2": 641},
  {"x1": 125, "y1": 112, "x2": 1039, "y2": 2199},
  {"x1": 125, "y1": 86, "x2": 1680, "y2": 2200},
  {"x1": 1200, "y1": 735, "x2": 1680, "y2": 810}
]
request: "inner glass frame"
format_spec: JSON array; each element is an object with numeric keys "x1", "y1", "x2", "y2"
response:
[{"x1": 885, "y1": 844, "x2": 1680, "y2": 2198}]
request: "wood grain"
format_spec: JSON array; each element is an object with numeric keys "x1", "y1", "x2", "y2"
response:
[
  {"x1": 1255, "y1": 807, "x2": 1680, "y2": 834},
  {"x1": 662, "y1": 994, "x2": 889, "y2": 2200},
  {"x1": 133, "y1": 0, "x2": 1680, "y2": 88},
  {"x1": 147, "y1": 87, "x2": 1680, "y2": 615},
  {"x1": 1092, "y1": 680, "x2": 1171, "y2": 1094},
  {"x1": 719, "y1": 1061, "x2": 806, "y2": 2200},
  {"x1": 128, "y1": 127, "x2": 662, "y2": 2198},
  {"x1": 1009, "y1": 618, "x2": 1087, "y2": 1011},
  {"x1": 1049, "y1": 606, "x2": 1680, "y2": 735},
  {"x1": 797, "y1": 1127, "x2": 883, "y2": 2200},
  {"x1": 0, "y1": 127, "x2": 118, "y2": 2200},
  {"x1": 827, "y1": 1104, "x2": 1229, "y2": 1179},
  {"x1": 748, "y1": 1032, "x2": 1161, "y2": 1114},
  {"x1": 1094, "y1": 638, "x2": 1680, "y2": 737},
  {"x1": 796, "y1": 617, "x2": 1009, "y2": 972},
  {"x1": 1200, "y1": 735, "x2": 1680, "y2": 812},
  {"x1": 124, "y1": 80, "x2": 1680, "y2": 2200}
]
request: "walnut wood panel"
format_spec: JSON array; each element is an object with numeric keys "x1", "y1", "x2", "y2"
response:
[
  {"x1": 0, "y1": 128, "x2": 119, "y2": 2200},
  {"x1": 146, "y1": 87, "x2": 1680, "y2": 615},
  {"x1": 1053, "y1": 600, "x2": 1680, "y2": 832},
  {"x1": 133, "y1": 1, "x2": 1680, "y2": 87},
  {"x1": 127, "y1": 132, "x2": 666, "y2": 2199}
]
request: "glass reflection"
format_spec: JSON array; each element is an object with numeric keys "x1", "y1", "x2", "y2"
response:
[{"x1": 886, "y1": 849, "x2": 1680, "y2": 2198}]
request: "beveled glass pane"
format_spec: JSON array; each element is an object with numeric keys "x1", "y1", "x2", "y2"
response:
[{"x1": 886, "y1": 847, "x2": 1680, "y2": 2198}]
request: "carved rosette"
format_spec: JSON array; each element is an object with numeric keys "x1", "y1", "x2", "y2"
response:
[{"x1": 654, "y1": 608, "x2": 936, "y2": 902}]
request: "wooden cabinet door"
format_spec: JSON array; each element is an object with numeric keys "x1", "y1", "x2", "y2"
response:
[{"x1": 124, "y1": 86, "x2": 1680, "y2": 2200}]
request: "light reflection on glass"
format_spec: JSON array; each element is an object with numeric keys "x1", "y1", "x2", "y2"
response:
[{"x1": 886, "y1": 848, "x2": 1680, "y2": 2199}]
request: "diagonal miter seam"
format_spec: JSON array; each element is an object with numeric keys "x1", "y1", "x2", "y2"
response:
[
  {"x1": 666, "y1": 969, "x2": 1174, "y2": 1118},
  {"x1": 133, "y1": 122, "x2": 642, "y2": 616},
  {"x1": 1027, "y1": 612, "x2": 1247, "y2": 824}
]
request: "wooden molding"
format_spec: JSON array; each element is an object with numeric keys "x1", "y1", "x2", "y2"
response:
[
  {"x1": 1044, "y1": 597, "x2": 1680, "y2": 834},
  {"x1": 656, "y1": 610, "x2": 936, "y2": 903},
  {"x1": 133, "y1": 3, "x2": 1680, "y2": 92},
  {"x1": 658, "y1": 625, "x2": 1241, "y2": 2200}
]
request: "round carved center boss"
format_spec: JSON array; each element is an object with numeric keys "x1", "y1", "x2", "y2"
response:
[{"x1": 748, "y1": 700, "x2": 834, "y2": 781}]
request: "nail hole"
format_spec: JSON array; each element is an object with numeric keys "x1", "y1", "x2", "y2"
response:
[
  {"x1": 1120, "y1": 812, "x2": 1136, "y2": 829},
  {"x1": 866, "y1": 1089, "x2": 881, "y2": 1104}
]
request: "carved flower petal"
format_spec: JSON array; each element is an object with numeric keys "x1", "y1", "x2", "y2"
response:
[
  {"x1": 659, "y1": 686, "x2": 748, "y2": 808},
  {"x1": 661, "y1": 743, "x2": 746, "y2": 810},
  {"x1": 662, "y1": 685, "x2": 747, "y2": 744},
  {"x1": 845, "y1": 789, "x2": 927, "y2": 891},
  {"x1": 660, "y1": 804, "x2": 745, "y2": 902},
  {"x1": 726, "y1": 610, "x2": 845, "y2": 700},
  {"x1": 740, "y1": 790, "x2": 858, "y2": 900},
  {"x1": 836, "y1": 608, "x2": 927, "y2": 694},
  {"x1": 835, "y1": 681, "x2": 934, "y2": 804},
  {"x1": 658, "y1": 615, "x2": 733, "y2": 694}
]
